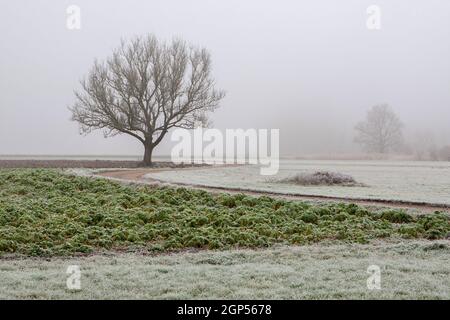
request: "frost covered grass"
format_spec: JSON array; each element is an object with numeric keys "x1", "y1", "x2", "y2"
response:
[
  {"x1": 145, "y1": 160, "x2": 450, "y2": 205},
  {"x1": 0, "y1": 169, "x2": 449, "y2": 257},
  {"x1": 0, "y1": 241, "x2": 449, "y2": 299}
]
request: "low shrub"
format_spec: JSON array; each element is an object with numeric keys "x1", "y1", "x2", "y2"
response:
[
  {"x1": 276, "y1": 171, "x2": 363, "y2": 186},
  {"x1": 380, "y1": 210, "x2": 413, "y2": 223}
]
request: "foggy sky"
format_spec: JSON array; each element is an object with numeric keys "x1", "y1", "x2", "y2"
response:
[{"x1": 1, "y1": 0, "x2": 449, "y2": 156}]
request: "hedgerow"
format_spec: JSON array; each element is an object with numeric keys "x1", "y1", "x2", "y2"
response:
[{"x1": 0, "y1": 169, "x2": 449, "y2": 256}]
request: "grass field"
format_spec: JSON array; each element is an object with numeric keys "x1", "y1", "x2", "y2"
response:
[
  {"x1": 1, "y1": 241, "x2": 449, "y2": 299},
  {"x1": 144, "y1": 160, "x2": 450, "y2": 205},
  {"x1": 1, "y1": 169, "x2": 449, "y2": 299}
]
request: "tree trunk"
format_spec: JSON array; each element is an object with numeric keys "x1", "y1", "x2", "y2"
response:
[{"x1": 142, "y1": 142, "x2": 153, "y2": 166}]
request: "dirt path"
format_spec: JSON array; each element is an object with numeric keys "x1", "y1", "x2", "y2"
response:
[{"x1": 96, "y1": 168, "x2": 449, "y2": 213}]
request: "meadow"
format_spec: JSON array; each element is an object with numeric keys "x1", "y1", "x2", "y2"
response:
[
  {"x1": 2, "y1": 241, "x2": 449, "y2": 299},
  {"x1": 1, "y1": 168, "x2": 449, "y2": 299},
  {"x1": 0, "y1": 169, "x2": 449, "y2": 257},
  {"x1": 144, "y1": 160, "x2": 450, "y2": 205}
]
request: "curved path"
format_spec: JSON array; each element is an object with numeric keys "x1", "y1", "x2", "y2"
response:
[{"x1": 96, "y1": 168, "x2": 449, "y2": 213}]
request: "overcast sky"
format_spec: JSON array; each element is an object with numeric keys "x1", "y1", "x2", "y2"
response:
[{"x1": 1, "y1": 0, "x2": 449, "y2": 156}]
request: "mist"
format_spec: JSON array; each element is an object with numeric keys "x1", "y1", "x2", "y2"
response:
[{"x1": 1, "y1": 0, "x2": 449, "y2": 157}]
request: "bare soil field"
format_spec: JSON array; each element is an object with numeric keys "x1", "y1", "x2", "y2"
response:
[
  {"x1": 0, "y1": 160, "x2": 141, "y2": 169},
  {"x1": 0, "y1": 160, "x2": 206, "y2": 169}
]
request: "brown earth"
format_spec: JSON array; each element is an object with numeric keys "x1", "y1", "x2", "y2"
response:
[{"x1": 0, "y1": 160, "x2": 206, "y2": 169}]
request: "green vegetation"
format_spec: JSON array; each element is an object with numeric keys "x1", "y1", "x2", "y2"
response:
[{"x1": 0, "y1": 169, "x2": 449, "y2": 256}]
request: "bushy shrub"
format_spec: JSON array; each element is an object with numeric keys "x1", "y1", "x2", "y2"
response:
[
  {"x1": 277, "y1": 171, "x2": 363, "y2": 186},
  {"x1": 300, "y1": 211, "x2": 318, "y2": 224},
  {"x1": 380, "y1": 210, "x2": 413, "y2": 223},
  {"x1": 398, "y1": 224, "x2": 424, "y2": 238}
]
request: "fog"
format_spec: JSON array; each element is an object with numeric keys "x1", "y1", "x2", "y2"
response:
[{"x1": 1, "y1": 0, "x2": 449, "y2": 157}]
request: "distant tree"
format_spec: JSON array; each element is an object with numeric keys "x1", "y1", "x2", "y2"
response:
[
  {"x1": 412, "y1": 130, "x2": 437, "y2": 160},
  {"x1": 70, "y1": 34, "x2": 225, "y2": 166},
  {"x1": 438, "y1": 146, "x2": 450, "y2": 161},
  {"x1": 354, "y1": 104, "x2": 403, "y2": 153}
]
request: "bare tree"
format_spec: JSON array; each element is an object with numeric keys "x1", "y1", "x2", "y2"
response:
[
  {"x1": 412, "y1": 130, "x2": 437, "y2": 160},
  {"x1": 354, "y1": 104, "x2": 403, "y2": 153},
  {"x1": 438, "y1": 145, "x2": 450, "y2": 161},
  {"x1": 70, "y1": 35, "x2": 225, "y2": 166}
]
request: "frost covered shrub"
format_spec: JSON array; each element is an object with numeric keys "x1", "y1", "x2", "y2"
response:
[
  {"x1": 417, "y1": 212, "x2": 450, "y2": 239},
  {"x1": 398, "y1": 224, "x2": 424, "y2": 238},
  {"x1": 278, "y1": 171, "x2": 362, "y2": 186}
]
